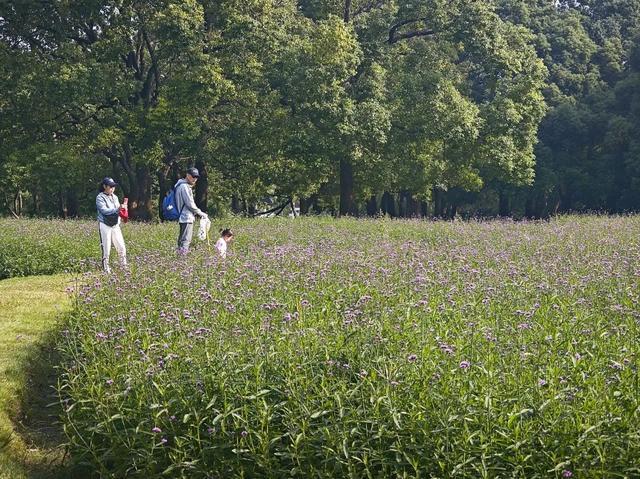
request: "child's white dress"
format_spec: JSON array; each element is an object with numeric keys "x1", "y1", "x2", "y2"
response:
[{"x1": 215, "y1": 238, "x2": 227, "y2": 258}]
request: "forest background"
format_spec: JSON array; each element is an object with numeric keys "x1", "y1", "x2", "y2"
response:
[{"x1": 1, "y1": 0, "x2": 639, "y2": 220}]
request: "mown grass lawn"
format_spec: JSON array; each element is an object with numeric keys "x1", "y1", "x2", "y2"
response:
[{"x1": 0, "y1": 274, "x2": 74, "y2": 479}]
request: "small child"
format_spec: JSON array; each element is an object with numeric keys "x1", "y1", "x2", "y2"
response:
[{"x1": 215, "y1": 228, "x2": 233, "y2": 258}]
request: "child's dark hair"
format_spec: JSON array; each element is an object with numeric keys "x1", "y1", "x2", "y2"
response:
[{"x1": 220, "y1": 228, "x2": 233, "y2": 238}]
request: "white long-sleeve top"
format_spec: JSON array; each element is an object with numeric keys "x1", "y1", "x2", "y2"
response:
[{"x1": 215, "y1": 238, "x2": 227, "y2": 258}]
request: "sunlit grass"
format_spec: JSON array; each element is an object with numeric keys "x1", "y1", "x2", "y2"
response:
[{"x1": 0, "y1": 274, "x2": 72, "y2": 479}]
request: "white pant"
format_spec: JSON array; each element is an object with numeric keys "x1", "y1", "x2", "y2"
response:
[{"x1": 99, "y1": 222, "x2": 127, "y2": 272}]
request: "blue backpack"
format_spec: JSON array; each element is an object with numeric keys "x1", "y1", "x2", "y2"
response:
[{"x1": 162, "y1": 186, "x2": 183, "y2": 221}]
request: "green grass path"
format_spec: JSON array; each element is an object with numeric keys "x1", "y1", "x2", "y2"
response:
[{"x1": 0, "y1": 274, "x2": 73, "y2": 479}]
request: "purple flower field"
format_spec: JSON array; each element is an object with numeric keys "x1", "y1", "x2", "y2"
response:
[
  {"x1": 0, "y1": 218, "x2": 174, "y2": 279},
  {"x1": 17, "y1": 216, "x2": 639, "y2": 477}
]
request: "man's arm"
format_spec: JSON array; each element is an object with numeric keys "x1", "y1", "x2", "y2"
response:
[{"x1": 179, "y1": 184, "x2": 206, "y2": 217}]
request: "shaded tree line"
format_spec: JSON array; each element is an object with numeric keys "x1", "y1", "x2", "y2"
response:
[{"x1": 0, "y1": 0, "x2": 637, "y2": 219}]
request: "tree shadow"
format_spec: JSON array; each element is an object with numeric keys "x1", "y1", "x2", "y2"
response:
[{"x1": 11, "y1": 328, "x2": 92, "y2": 479}]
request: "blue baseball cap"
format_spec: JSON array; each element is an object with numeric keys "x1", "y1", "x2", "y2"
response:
[
  {"x1": 186, "y1": 167, "x2": 200, "y2": 178},
  {"x1": 102, "y1": 177, "x2": 117, "y2": 187}
]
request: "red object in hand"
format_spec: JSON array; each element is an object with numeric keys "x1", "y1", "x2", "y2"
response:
[{"x1": 119, "y1": 197, "x2": 129, "y2": 223}]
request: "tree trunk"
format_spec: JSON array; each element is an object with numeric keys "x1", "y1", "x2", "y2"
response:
[
  {"x1": 195, "y1": 160, "x2": 208, "y2": 213},
  {"x1": 58, "y1": 190, "x2": 68, "y2": 219},
  {"x1": 542, "y1": 195, "x2": 552, "y2": 219},
  {"x1": 339, "y1": 158, "x2": 356, "y2": 216},
  {"x1": 113, "y1": 144, "x2": 152, "y2": 221},
  {"x1": 33, "y1": 192, "x2": 40, "y2": 215},
  {"x1": 448, "y1": 203, "x2": 457, "y2": 219},
  {"x1": 129, "y1": 164, "x2": 152, "y2": 220},
  {"x1": 310, "y1": 195, "x2": 320, "y2": 214},
  {"x1": 231, "y1": 196, "x2": 241, "y2": 214},
  {"x1": 420, "y1": 200, "x2": 429, "y2": 217},
  {"x1": 300, "y1": 197, "x2": 310, "y2": 215},
  {"x1": 524, "y1": 194, "x2": 535, "y2": 219},
  {"x1": 498, "y1": 190, "x2": 510, "y2": 217},
  {"x1": 558, "y1": 184, "x2": 571, "y2": 213},
  {"x1": 66, "y1": 189, "x2": 79, "y2": 217},
  {"x1": 408, "y1": 194, "x2": 420, "y2": 217},
  {"x1": 399, "y1": 190, "x2": 407, "y2": 217},
  {"x1": 366, "y1": 194, "x2": 377, "y2": 216},
  {"x1": 433, "y1": 187, "x2": 444, "y2": 218},
  {"x1": 399, "y1": 190, "x2": 418, "y2": 217},
  {"x1": 381, "y1": 191, "x2": 396, "y2": 217}
]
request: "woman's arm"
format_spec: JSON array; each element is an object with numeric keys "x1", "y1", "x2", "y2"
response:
[{"x1": 96, "y1": 194, "x2": 119, "y2": 215}]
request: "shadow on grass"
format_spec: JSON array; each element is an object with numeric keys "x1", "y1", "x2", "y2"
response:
[{"x1": 10, "y1": 328, "x2": 92, "y2": 479}]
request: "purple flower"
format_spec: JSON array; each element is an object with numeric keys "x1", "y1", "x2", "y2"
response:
[
  {"x1": 562, "y1": 470, "x2": 573, "y2": 478},
  {"x1": 240, "y1": 430, "x2": 248, "y2": 438},
  {"x1": 407, "y1": 354, "x2": 418, "y2": 362},
  {"x1": 438, "y1": 341, "x2": 455, "y2": 355},
  {"x1": 611, "y1": 361, "x2": 623, "y2": 370},
  {"x1": 538, "y1": 379, "x2": 547, "y2": 387},
  {"x1": 160, "y1": 437, "x2": 168, "y2": 445},
  {"x1": 105, "y1": 379, "x2": 114, "y2": 386},
  {"x1": 459, "y1": 360, "x2": 471, "y2": 370},
  {"x1": 152, "y1": 427, "x2": 162, "y2": 433}
]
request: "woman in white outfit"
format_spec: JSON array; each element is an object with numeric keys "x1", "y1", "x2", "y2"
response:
[{"x1": 96, "y1": 177, "x2": 127, "y2": 273}]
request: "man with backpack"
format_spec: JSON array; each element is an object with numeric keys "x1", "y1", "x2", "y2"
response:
[{"x1": 171, "y1": 167, "x2": 208, "y2": 254}]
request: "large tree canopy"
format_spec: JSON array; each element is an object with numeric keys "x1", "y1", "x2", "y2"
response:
[{"x1": 1, "y1": 0, "x2": 637, "y2": 219}]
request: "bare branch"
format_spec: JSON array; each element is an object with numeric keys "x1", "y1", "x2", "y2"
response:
[
  {"x1": 388, "y1": 18, "x2": 435, "y2": 44},
  {"x1": 141, "y1": 29, "x2": 160, "y2": 106},
  {"x1": 344, "y1": 0, "x2": 352, "y2": 22}
]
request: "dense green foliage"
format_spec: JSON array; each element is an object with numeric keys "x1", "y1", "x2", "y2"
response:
[
  {"x1": 0, "y1": 1, "x2": 638, "y2": 218},
  {"x1": 55, "y1": 216, "x2": 640, "y2": 477},
  {"x1": 494, "y1": 0, "x2": 640, "y2": 217},
  {"x1": 1, "y1": 0, "x2": 546, "y2": 218},
  {"x1": 0, "y1": 218, "x2": 175, "y2": 279}
]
